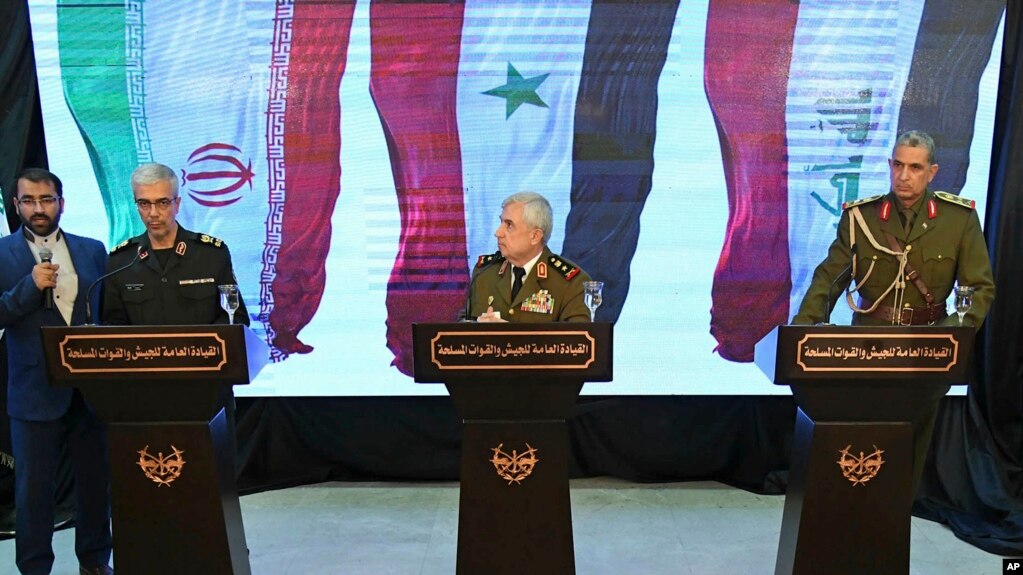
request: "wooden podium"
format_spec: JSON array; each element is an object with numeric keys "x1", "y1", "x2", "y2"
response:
[
  {"x1": 413, "y1": 322, "x2": 613, "y2": 575},
  {"x1": 755, "y1": 325, "x2": 974, "y2": 575},
  {"x1": 42, "y1": 324, "x2": 268, "y2": 575}
]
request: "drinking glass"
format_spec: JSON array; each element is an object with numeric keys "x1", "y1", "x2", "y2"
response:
[
  {"x1": 218, "y1": 284, "x2": 240, "y2": 325},
  {"x1": 953, "y1": 285, "x2": 975, "y2": 327},
  {"x1": 583, "y1": 281, "x2": 604, "y2": 322}
]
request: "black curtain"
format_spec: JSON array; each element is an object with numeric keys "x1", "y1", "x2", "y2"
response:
[
  {"x1": 1, "y1": 0, "x2": 1021, "y2": 557},
  {"x1": 913, "y1": 1, "x2": 1023, "y2": 555}
]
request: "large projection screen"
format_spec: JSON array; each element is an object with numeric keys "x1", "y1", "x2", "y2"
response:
[{"x1": 26, "y1": 0, "x2": 1004, "y2": 396}]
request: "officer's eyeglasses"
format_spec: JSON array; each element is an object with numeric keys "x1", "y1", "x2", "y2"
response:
[
  {"x1": 135, "y1": 198, "x2": 178, "y2": 211},
  {"x1": 17, "y1": 197, "x2": 59, "y2": 208}
]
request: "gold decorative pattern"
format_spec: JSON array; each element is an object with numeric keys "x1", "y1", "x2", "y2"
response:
[
  {"x1": 490, "y1": 443, "x2": 539, "y2": 485},
  {"x1": 837, "y1": 444, "x2": 884, "y2": 486},
  {"x1": 137, "y1": 445, "x2": 186, "y2": 486}
]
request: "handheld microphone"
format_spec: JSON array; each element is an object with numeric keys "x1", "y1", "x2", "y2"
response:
[
  {"x1": 822, "y1": 244, "x2": 858, "y2": 325},
  {"x1": 85, "y1": 246, "x2": 143, "y2": 325},
  {"x1": 39, "y1": 247, "x2": 54, "y2": 310}
]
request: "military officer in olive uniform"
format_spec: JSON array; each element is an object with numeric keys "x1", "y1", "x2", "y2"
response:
[
  {"x1": 462, "y1": 192, "x2": 591, "y2": 323},
  {"x1": 102, "y1": 163, "x2": 249, "y2": 327},
  {"x1": 792, "y1": 130, "x2": 995, "y2": 492}
]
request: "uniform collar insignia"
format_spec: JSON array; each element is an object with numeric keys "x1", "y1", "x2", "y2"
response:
[
  {"x1": 175, "y1": 241, "x2": 187, "y2": 256},
  {"x1": 879, "y1": 200, "x2": 892, "y2": 222}
]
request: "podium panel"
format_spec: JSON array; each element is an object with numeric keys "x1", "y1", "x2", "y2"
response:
[
  {"x1": 413, "y1": 322, "x2": 612, "y2": 575},
  {"x1": 756, "y1": 325, "x2": 973, "y2": 575},
  {"x1": 43, "y1": 325, "x2": 268, "y2": 575}
]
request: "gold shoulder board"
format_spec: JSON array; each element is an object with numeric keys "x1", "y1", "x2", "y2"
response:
[
  {"x1": 842, "y1": 194, "x2": 884, "y2": 210},
  {"x1": 933, "y1": 191, "x2": 975, "y2": 210}
]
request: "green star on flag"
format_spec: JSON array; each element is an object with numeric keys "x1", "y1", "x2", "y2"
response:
[{"x1": 483, "y1": 63, "x2": 550, "y2": 119}]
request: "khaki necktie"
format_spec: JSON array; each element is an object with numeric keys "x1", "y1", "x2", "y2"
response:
[{"x1": 902, "y1": 209, "x2": 915, "y2": 235}]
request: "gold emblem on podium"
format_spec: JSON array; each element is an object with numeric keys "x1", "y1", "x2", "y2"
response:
[
  {"x1": 836, "y1": 445, "x2": 885, "y2": 486},
  {"x1": 137, "y1": 445, "x2": 186, "y2": 486},
  {"x1": 490, "y1": 443, "x2": 539, "y2": 485}
]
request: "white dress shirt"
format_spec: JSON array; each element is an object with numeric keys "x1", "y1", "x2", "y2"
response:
[{"x1": 25, "y1": 228, "x2": 78, "y2": 326}]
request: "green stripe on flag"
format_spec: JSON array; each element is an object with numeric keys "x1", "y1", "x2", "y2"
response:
[{"x1": 57, "y1": 0, "x2": 144, "y2": 245}]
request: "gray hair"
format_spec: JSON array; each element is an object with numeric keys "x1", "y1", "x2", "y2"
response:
[
  {"x1": 503, "y1": 191, "x2": 553, "y2": 245},
  {"x1": 893, "y1": 130, "x2": 935, "y2": 164},
  {"x1": 131, "y1": 163, "x2": 179, "y2": 195}
]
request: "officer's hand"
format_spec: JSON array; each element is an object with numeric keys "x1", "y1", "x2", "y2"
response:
[
  {"x1": 31, "y1": 262, "x2": 59, "y2": 291},
  {"x1": 476, "y1": 306, "x2": 507, "y2": 323}
]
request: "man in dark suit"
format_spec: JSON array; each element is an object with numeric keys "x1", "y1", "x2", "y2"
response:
[{"x1": 0, "y1": 169, "x2": 112, "y2": 575}]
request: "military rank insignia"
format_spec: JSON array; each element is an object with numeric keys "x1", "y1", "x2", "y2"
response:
[
  {"x1": 934, "y1": 190, "x2": 976, "y2": 210},
  {"x1": 842, "y1": 194, "x2": 884, "y2": 211},
  {"x1": 520, "y1": 290, "x2": 554, "y2": 314},
  {"x1": 548, "y1": 255, "x2": 580, "y2": 280},
  {"x1": 476, "y1": 251, "x2": 504, "y2": 268},
  {"x1": 199, "y1": 234, "x2": 224, "y2": 248}
]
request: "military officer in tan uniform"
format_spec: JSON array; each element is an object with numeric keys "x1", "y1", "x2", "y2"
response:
[
  {"x1": 462, "y1": 192, "x2": 591, "y2": 323},
  {"x1": 792, "y1": 130, "x2": 995, "y2": 492},
  {"x1": 793, "y1": 130, "x2": 994, "y2": 327}
]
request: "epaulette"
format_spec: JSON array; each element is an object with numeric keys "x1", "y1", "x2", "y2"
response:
[
  {"x1": 198, "y1": 233, "x2": 225, "y2": 248},
  {"x1": 842, "y1": 195, "x2": 884, "y2": 210},
  {"x1": 475, "y1": 251, "x2": 504, "y2": 269},
  {"x1": 933, "y1": 191, "x2": 975, "y2": 210},
  {"x1": 110, "y1": 238, "x2": 138, "y2": 254},
  {"x1": 548, "y1": 254, "x2": 581, "y2": 281}
]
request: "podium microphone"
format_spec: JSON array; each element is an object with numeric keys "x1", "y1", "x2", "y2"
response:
[
  {"x1": 85, "y1": 246, "x2": 143, "y2": 325},
  {"x1": 822, "y1": 244, "x2": 858, "y2": 325},
  {"x1": 39, "y1": 247, "x2": 54, "y2": 310}
]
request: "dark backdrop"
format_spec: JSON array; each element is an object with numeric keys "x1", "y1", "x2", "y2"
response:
[{"x1": 1, "y1": 0, "x2": 1020, "y2": 555}]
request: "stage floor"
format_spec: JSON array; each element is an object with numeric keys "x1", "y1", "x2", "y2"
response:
[{"x1": 0, "y1": 477, "x2": 999, "y2": 574}]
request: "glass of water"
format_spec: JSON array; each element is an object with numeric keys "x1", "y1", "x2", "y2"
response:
[
  {"x1": 953, "y1": 285, "x2": 975, "y2": 326},
  {"x1": 218, "y1": 284, "x2": 240, "y2": 325},
  {"x1": 583, "y1": 281, "x2": 604, "y2": 322}
]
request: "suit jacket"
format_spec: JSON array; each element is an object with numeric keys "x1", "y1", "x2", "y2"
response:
[
  {"x1": 0, "y1": 229, "x2": 107, "y2": 421},
  {"x1": 463, "y1": 246, "x2": 591, "y2": 322}
]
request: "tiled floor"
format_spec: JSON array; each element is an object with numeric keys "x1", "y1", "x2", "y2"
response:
[{"x1": 0, "y1": 477, "x2": 1002, "y2": 574}]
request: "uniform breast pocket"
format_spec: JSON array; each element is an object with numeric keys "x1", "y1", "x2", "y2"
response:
[
  {"x1": 921, "y1": 247, "x2": 957, "y2": 293},
  {"x1": 120, "y1": 285, "x2": 155, "y2": 323},
  {"x1": 122, "y1": 286, "x2": 155, "y2": 305},
  {"x1": 179, "y1": 283, "x2": 218, "y2": 321}
]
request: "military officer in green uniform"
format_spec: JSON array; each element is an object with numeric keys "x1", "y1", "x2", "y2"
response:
[
  {"x1": 102, "y1": 163, "x2": 249, "y2": 326},
  {"x1": 792, "y1": 130, "x2": 995, "y2": 492},
  {"x1": 462, "y1": 192, "x2": 591, "y2": 323}
]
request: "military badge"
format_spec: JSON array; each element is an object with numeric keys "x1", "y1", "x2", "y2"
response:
[
  {"x1": 934, "y1": 190, "x2": 975, "y2": 210},
  {"x1": 836, "y1": 444, "x2": 885, "y2": 486},
  {"x1": 199, "y1": 233, "x2": 224, "y2": 248},
  {"x1": 520, "y1": 290, "x2": 554, "y2": 314},
  {"x1": 137, "y1": 445, "x2": 186, "y2": 487},
  {"x1": 175, "y1": 241, "x2": 187, "y2": 256},
  {"x1": 548, "y1": 255, "x2": 580, "y2": 281},
  {"x1": 878, "y1": 200, "x2": 892, "y2": 222},
  {"x1": 490, "y1": 443, "x2": 539, "y2": 485},
  {"x1": 842, "y1": 194, "x2": 883, "y2": 211}
]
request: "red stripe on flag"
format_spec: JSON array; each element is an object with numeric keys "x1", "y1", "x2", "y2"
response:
[
  {"x1": 370, "y1": 3, "x2": 469, "y2": 376},
  {"x1": 268, "y1": 0, "x2": 357, "y2": 355},
  {"x1": 705, "y1": 0, "x2": 798, "y2": 363}
]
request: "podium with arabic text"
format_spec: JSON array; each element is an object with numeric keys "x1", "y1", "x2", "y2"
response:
[
  {"x1": 413, "y1": 322, "x2": 613, "y2": 575},
  {"x1": 755, "y1": 325, "x2": 974, "y2": 575},
  {"x1": 42, "y1": 324, "x2": 268, "y2": 575}
]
